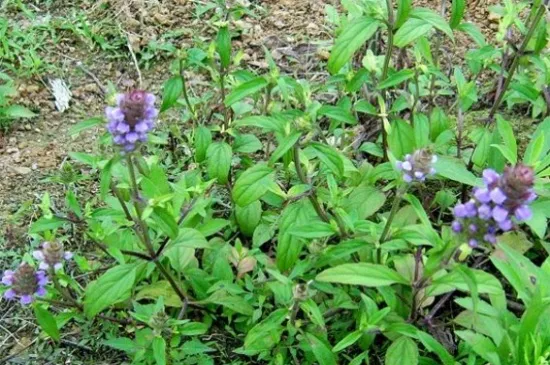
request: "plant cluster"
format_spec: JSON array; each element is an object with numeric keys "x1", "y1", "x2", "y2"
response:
[{"x1": 2, "y1": 0, "x2": 550, "y2": 364}]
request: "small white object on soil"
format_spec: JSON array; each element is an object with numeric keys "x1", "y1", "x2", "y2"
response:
[{"x1": 49, "y1": 78, "x2": 72, "y2": 112}]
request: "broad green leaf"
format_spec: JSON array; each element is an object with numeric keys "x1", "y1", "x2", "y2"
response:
[
  {"x1": 151, "y1": 206, "x2": 178, "y2": 239},
  {"x1": 426, "y1": 269, "x2": 503, "y2": 296},
  {"x1": 232, "y1": 164, "x2": 275, "y2": 207},
  {"x1": 166, "y1": 228, "x2": 209, "y2": 249},
  {"x1": 450, "y1": 0, "x2": 465, "y2": 29},
  {"x1": 343, "y1": 186, "x2": 386, "y2": 219},
  {"x1": 160, "y1": 76, "x2": 183, "y2": 112},
  {"x1": 328, "y1": 17, "x2": 380, "y2": 74},
  {"x1": 386, "y1": 337, "x2": 418, "y2": 365},
  {"x1": 395, "y1": 0, "x2": 412, "y2": 28},
  {"x1": 496, "y1": 116, "x2": 517, "y2": 159},
  {"x1": 491, "y1": 144, "x2": 517, "y2": 164},
  {"x1": 416, "y1": 330, "x2": 455, "y2": 365},
  {"x1": 3, "y1": 105, "x2": 36, "y2": 118},
  {"x1": 242, "y1": 309, "x2": 287, "y2": 355},
  {"x1": 394, "y1": 18, "x2": 433, "y2": 48},
  {"x1": 318, "y1": 105, "x2": 357, "y2": 125},
  {"x1": 269, "y1": 132, "x2": 301, "y2": 165},
  {"x1": 29, "y1": 216, "x2": 66, "y2": 234},
  {"x1": 411, "y1": 8, "x2": 454, "y2": 40},
  {"x1": 136, "y1": 281, "x2": 182, "y2": 307},
  {"x1": 524, "y1": 133, "x2": 545, "y2": 166},
  {"x1": 69, "y1": 117, "x2": 103, "y2": 136},
  {"x1": 236, "y1": 201, "x2": 262, "y2": 237},
  {"x1": 34, "y1": 304, "x2": 60, "y2": 341},
  {"x1": 378, "y1": 69, "x2": 415, "y2": 90},
  {"x1": 455, "y1": 331, "x2": 501, "y2": 365},
  {"x1": 317, "y1": 263, "x2": 409, "y2": 287},
  {"x1": 84, "y1": 263, "x2": 137, "y2": 317},
  {"x1": 100, "y1": 157, "x2": 116, "y2": 199},
  {"x1": 332, "y1": 331, "x2": 362, "y2": 352},
  {"x1": 207, "y1": 142, "x2": 232, "y2": 184},
  {"x1": 103, "y1": 338, "x2": 136, "y2": 353},
  {"x1": 224, "y1": 77, "x2": 268, "y2": 106},
  {"x1": 304, "y1": 333, "x2": 337, "y2": 365},
  {"x1": 433, "y1": 156, "x2": 481, "y2": 186},
  {"x1": 276, "y1": 200, "x2": 316, "y2": 272},
  {"x1": 234, "y1": 133, "x2": 262, "y2": 154},
  {"x1": 203, "y1": 290, "x2": 254, "y2": 315},
  {"x1": 289, "y1": 221, "x2": 337, "y2": 238},
  {"x1": 216, "y1": 25, "x2": 231, "y2": 69},
  {"x1": 152, "y1": 337, "x2": 167, "y2": 365},
  {"x1": 233, "y1": 116, "x2": 283, "y2": 133},
  {"x1": 388, "y1": 120, "x2": 415, "y2": 158},
  {"x1": 457, "y1": 23, "x2": 486, "y2": 46},
  {"x1": 194, "y1": 126, "x2": 212, "y2": 162},
  {"x1": 310, "y1": 142, "x2": 345, "y2": 177}
]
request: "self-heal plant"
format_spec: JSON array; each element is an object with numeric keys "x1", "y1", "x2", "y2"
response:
[
  {"x1": 396, "y1": 149, "x2": 437, "y2": 183},
  {"x1": 106, "y1": 90, "x2": 158, "y2": 152},
  {"x1": 2, "y1": 263, "x2": 48, "y2": 305},
  {"x1": 33, "y1": 241, "x2": 73, "y2": 271},
  {"x1": 452, "y1": 164, "x2": 536, "y2": 247}
]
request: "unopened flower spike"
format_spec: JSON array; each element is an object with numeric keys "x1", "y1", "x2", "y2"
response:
[
  {"x1": 396, "y1": 149, "x2": 438, "y2": 183},
  {"x1": 106, "y1": 90, "x2": 158, "y2": 152},
  {"x1": 2, "y1": 263, "x2": 48, "y2": 305},
  {"x1": 33, "y1": 241, "x2": 73, "y2": 272},
  {"x1": 451, "y1": 164, "x2": 537, "y2": 248}
]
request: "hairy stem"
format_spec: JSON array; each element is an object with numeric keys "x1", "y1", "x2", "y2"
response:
[
  {"x1": 377, "y1": 186, "x2": 407, "y2": 263},
  {"x1": 380, "y1": 0, "x2": 395, "y2": 160}
]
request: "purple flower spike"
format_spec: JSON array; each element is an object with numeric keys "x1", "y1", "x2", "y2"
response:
[
  {"x1": 106, "y1": 90, "x2": 158, "y2": 152},
  {"x1": 515, "y1": 205, "x2": 532, "y2": 221},
  {"x1": 492, "y1": 206, "x2": 508, "y2": 222},
  {"x1": 33, "y1": 241, "x2": 72, "y2": 272},
  {"x1": 490, "y1": 188, "x2": 507, "y2": 204},
  {"x1": 401, "y1": 161, "x2": 412, "y2": 171},
  {"x1": 397, "y1": 149, "x2": 437, "y2": 183},
  {"x1": 451, "y1": 164, "x2": 537, "y2": 250},
  {"x1": 1, "y1": 263, "x2": 48, "y2": 305}
]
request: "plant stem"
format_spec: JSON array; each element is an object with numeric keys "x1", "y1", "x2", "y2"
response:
[
  {"x1": 293, "y1": 143, "x2": 330, "y2": 223},
  {"x1": 220, "y1": 69, "x2": 229, "y2": 131},
  {"x1": 377, "y1": 186, "x2": 406, "y2": 263},
  {"x1": 153, "y1": 258, "x2": 189, "y2": 313},
  {"x1": 456, "y1": 106, "x2": 464, "y2": 158},
  {"x1": 486, "y1": 2, "x2": 546, "y2": 123},
  {"x1": 380, "y1": 0, "x2": 395, "y2": 160}
]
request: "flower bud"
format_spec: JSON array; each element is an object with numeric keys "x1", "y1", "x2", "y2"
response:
[
  {"x1": 33, "y1": 241, "x2": 73, "y2": 271},
  {"x1": 2, "y1": 263, "x2": 48, "y2": 305},
  {"x1": 396, "y1": 149, "x2": 437, "y2": 183}
]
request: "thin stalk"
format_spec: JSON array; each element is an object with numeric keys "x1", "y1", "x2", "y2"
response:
[
  {"x1": 220, "y1": 70, "x2": 229, "y2": 131},
  {"x1": 410, "y1": 67, "x2": 420, "y2": 127},
  {"x1": 456, "y1": 106, "x2": 464, "y2": 158},
  {"x1": 428, "y1": 0, "x2": 447, "y2": 112},
  {"x1": 487, "y1": 3, "x2": 546, "y2": 122},
  {"x1": 293, "y1": 143, "x2": 330, "y2": 223},
  {"x1": 153, "y1": 258, "x2": 189, "y2": 314},
  {"x1": 380, "y1": 0, "x2": 395, "y2": 160},
  {"x1": 377, "y1": 185, "x2": 407, "y2": 263},
  {"x1": 179, "y1": 60, "x2": 195, "y2": 121}
]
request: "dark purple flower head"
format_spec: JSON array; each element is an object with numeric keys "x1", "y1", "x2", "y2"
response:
[
  {"x1": 2, "y1": 263, "x2": 48, "y2": 305},
  {"x1": 106, "y1": 90, "x2": 158, "y2": 152},
  {"x1": 33, "y1": 241, "x2": 72, "y2": 272},
  {"x1": 396, "y1": 149, "x2": 437, "y2": 183},
  {"x1": 451, "y1": 165, "x2": 537, "y2": 249}
]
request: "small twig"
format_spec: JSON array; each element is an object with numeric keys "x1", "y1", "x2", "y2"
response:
[
  {"x1": 122, "y1": 30, "x2": 143, "y2": 89},
  {"x1": 76, "y1": 62, "x2": 107, "y2": 95}
]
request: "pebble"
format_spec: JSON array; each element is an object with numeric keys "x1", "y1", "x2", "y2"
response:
[
  {"x1": 6, "y1": 147, "x2": 19, "y2": 154},
  {"x1": 12, "y1": 166, "x2": 32, "y2": 175},
  {"x1": 24, "y1": 124, "x2": 31, "y2": 131},
  {"x1": 9, "y1": 137, "x2": 17, "y2": 144}
]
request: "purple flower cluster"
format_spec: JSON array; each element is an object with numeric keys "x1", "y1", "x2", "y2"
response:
[
  {"x1": 33, "y1": 241, "x2": 73, "y2": 272},
  {"x1": 396, "y1": 149, "x2": 437, "y2": 183},
  {"x1": 2, "y1": 263, "x2": 48, "y2": 305},
  {"x1": 452, "y1": 164, "x2": 536, "y2": 247},
  {"x1": 106, "y1": 90, "x2": 158, "y2": 152}
]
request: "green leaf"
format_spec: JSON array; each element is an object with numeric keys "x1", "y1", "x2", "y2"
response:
[
  {"x1": 455, "y1": 331, "x2": 501, "y2": 365},
  {"x1": 496, "y1": 115, "x2": 517, "y2": 161},
  {"x1": 100, "y1": 157, "x2": 117, "y2": 199},
  {"x1": 388, "y1": 120, "x2": 415, "y2": 158},
  {"x1": 269, "y1": 132, "x2": 301, "y2": 165},
  {"x1": 416, "y1": 330, "x2": 455, "y2": 365},
  {"x1": 160, "y1": 76, "x2": 183, "y2": 112},
  {"x1": 328, "y1": 17, "x2": 380, "y2": 74},
  {"x1": 304, "y1": 333, "x2": 337, "y2": 365},
  {"x1": 29, "y1": 216, "x2": 66, "y2": 234},
  {"x1": 203, "y1": 290, "x2": 254, "y2": 315},
  {"x1": 289, "y1": 221, "x2": 337, "y2": 238},
  {"x1": 242, "y1": 309, "x2": 287, "y2": 355},
  {"x1": 194, "y1": 126, "x2": 212, "y2": 163},
  {"x1": 166, "y1": 228, "x2": 209, "y2": 249},
  {"x1": 316, "y1": 263, "x2": 409, "y2": 287},
  {"x1": 394, "y1": 18, "x2": 433, "y2": 48},
  {"x1": 232, "y1": 164, "x2": 275, "y2": 207},
  {"x1": 236, "y1": 201, "x2": 262, "y2": 237},
  {"x1": 310, "y1": 142, "x2": 345, "y2": 177},
  {"x1": 449, "y1": 0, "x2": 465, "y2": 28},
  {"x1": 378, "y1": 69, "x2": 415, "y2": 90},
  {"x1": 411, "y1": 8, "x2": 454, "y2": 40},
  {"x1": 152, "y1": 337, "x2": 167, "y2": 365},
  {"x1": 491, "y1": 144, "x2": 517, "y2": 164},
  {"x1": 207, "y1": 142, "x2": 232, "y2": 184},
  {"x1": 103, "y1": 338, "x2": 135, "y2": 353},
  {"x1": 524, "y1": 133, "x2": 545, "y2": 166},
  {"x1": 3, "y1": 105, "x2": 36, "y2": 119},
  {"x1": 224, "y1": 77, "x2": 268, "y2": 107},
  {"x1": 151, "y1": 206, "x2": 178, "y2": 239},
  {"x1": 69, "y1": 117, "x2": 103, "y2": 136},
  {"x1": 395, "y1": 0, "x2": 412, "y2": 28},
  {"x1": 234, "y1": 133, "x2": 262, "y2": 154},
  {"x1": 332, "y1": 331, "x2": 362, "y2": 352},
  {"x1": 386, "y1": 337, "x2": 418, "y2": 365},
  {"x1": 136, "y1": 281, "x2": 183, "y2": 307},
  {"x1": 233, "y1": 115, "x2": 283, "y2": 133},
  {"x1": 433, "y1": 156, "x2": 481, "y2": 186},
  {"x1": 457, "y1": 23, "x2": 486, "y2": 46},
  {"x1": 84, "y1": 263, "x2": 137, "y2": 317},
  {"x1": 216, "y1": 26, "x2": 231, "y2": 69},
  {"x1": 318, "y1": 105, "x2": 357, "y2": 125},
  {"x1": 343, "y1": 186, "x2": 386, "y2": 219},
  {"x1": 34, "y1": 304, "x2": 60, "y2": 341}
]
